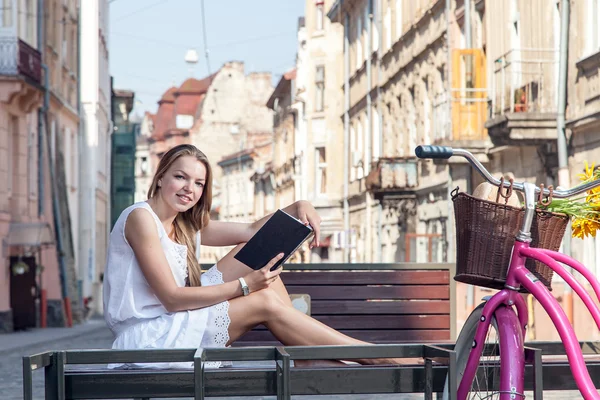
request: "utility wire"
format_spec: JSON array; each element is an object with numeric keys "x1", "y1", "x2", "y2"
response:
[
  {"x1": 112, "y1": 0, "x2": 170, "y2": 23},
  {"x1": 200, "y1": 0, "x2": 211, "y2": 75},
  {"x1": 110, "y1": 30, "x2": 295, "y2": 53}
]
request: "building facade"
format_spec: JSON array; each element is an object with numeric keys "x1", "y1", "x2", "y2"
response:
[
  {"x1": 328, "y1": 0, "x2": 466, "y2": 265},
  {"x1": 0, "y1": 0, "x2": 87, "y2": 330},
  {"x1": 302, "y1": 1, "x2": 346, "y2": 263},
  {"x1": 80, "y1": 0, "x2": 111, "y2": 315},
  {"x1": 110, "y1": 89, "x2": 136, "y2": 228},
  {"x1": 44, "y1": 0, "x2": 82, "y2": 325},
  {"x1": 134, "y1": 112, "x2": 154, "y2": 203},
  {"x1": 0, "y1": 0, "x2": 47, "y2": 332},
  {"x1": 137, "y1": 62, "x2": 274, "y2": 264}
]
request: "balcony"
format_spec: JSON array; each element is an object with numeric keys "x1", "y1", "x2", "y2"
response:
[
  {"x1": 366, "y1": 157, "x2": 418, "y2": 200},
  {"x1": 432, "y1": 89, "x2": 490, "y2": 153},
  {"x1": 432, "y1": 49, "x2": 490, "y2": 155},
  {"x1": 0, "y1": 36, "x2": 42, "y2": 84},
  {"x1": 486, "y1": 48, "x2": 558, "y2": 145}
]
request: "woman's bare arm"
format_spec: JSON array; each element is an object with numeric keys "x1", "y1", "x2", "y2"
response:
[
  {"x1": 201, "y1": 200, "x2": 321, "y2": 247},
  {"x1": 125, "y1": 208, "x2": 242, "y2": 312}
]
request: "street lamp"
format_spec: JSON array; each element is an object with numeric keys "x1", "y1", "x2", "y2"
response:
[{"x1": 184, "y1": 49, "x2": 199, "y2": 77}]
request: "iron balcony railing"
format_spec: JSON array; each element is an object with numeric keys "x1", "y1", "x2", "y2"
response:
[
  {"x1": 0, "y1": 35, "x2": 42, "y2": 84},
  {"x1": 491, "y1": 48, "x2": 558, "y2": 117}
]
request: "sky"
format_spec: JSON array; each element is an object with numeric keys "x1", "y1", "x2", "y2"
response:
[{"x1": 109, "y1": 0, "x2": 305, "y2": 118}]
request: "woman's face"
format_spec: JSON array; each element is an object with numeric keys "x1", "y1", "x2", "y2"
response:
[{"x1": 158, "y1": 155, "x2": 207, "y2": 213}]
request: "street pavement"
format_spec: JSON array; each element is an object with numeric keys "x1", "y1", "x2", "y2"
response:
[{"x1": 0, "y1": 319, "x2": 587, "y2": 399}]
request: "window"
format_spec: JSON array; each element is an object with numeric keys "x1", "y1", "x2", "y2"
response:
[
  {"x1": 372, "y1": 107, "x2": 380, "y2": 161},
  {"x1": 315, "y1": 147, "x2": 327, "y2": 195},
  {"x1": 26, "y1": 0, "x2": 35, "y2": 44},
  {"x1": 315, "y1": 65, "x2": 325, "y2": 112},
  {"x1": 71, "y1": 128, "x2": 77, "y2": 188},
  {"x1": 2, "y1": 0, "x2": 12, "y2": 27},
  {"x1": 384, "y1": 3, "x2": 392, "y2": 50},
  {"x1": 350, "y1": 126, "x2": 357, "y2": 181},
  {"x1": 28, "y1": 118, "x2": 37, "y2": 199},
  {"x1": 315, "y1": 1, "x2": 324, "y2": 31},
  {"x1": 356, "y1": 13, "x2": 363, "y2": 69},
  {"x1": 176, "y1": 114, "x2": 194, "y2": 129},
  {"x1": 53, "y1": 2, "x2": 59, "y2": 48},
  {"x1": 588, "y1": 0, "x2": 600, "y2": 55},
  {"x1": 140, "y1": 156, "x2": 148, "y2": 175},
  {"x1": 395, "y1": 0, "x2": 402, "y2": 39},
  {"x1": 356, "y1": 119, "x2": 365, "y2": 178},
  {"x1": 372, "y1": 0, "x2": 379, "y2": 52},
  {"x1": 7, "y1": 115, "x2": 18, "y2": 195}
]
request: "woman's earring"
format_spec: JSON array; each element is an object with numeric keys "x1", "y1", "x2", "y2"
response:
[{"x1": 158, "y1": 181, "x2": 162, "y2": 188}]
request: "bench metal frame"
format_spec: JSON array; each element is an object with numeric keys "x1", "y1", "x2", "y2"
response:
[
  {"x1": 25, "y1": 344, "x2": 456, "y2": 400},
  {"x1": 23, "y1": 341, "x2": 600, "y2": 400}
]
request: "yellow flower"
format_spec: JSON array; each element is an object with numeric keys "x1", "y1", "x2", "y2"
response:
[
  {"x1": 577, "y1": 161, "x2": 600, "y2": 202},
  {"x1": 572, "y1": 217, "x2": 600, "y2": 239},
  {"x1": 578, "y1": 161, "x2": 596, "y2": 182}
]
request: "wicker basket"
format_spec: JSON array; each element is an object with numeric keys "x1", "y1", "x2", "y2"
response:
[{"x1": 453, "y1": 190, "x2": 569, "y2": 291}]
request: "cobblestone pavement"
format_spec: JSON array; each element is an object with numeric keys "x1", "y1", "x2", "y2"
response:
[{"x1": 0, "y1": 322, "x2": 587, "y2": 399}]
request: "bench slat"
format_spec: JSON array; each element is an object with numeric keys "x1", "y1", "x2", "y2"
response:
[
  {"x1": 309, "y1": 300, "x2": 449, "y2": 315},
  {"x1": 239, "y1": 329, "x2": 451, "y2": 342},
  {"x1": 286, "y1": 285, "x2": 449, "y2": 300},
  {"x1": 251, "y1": 315, "x2": 450, "y2": 330},
  {"x1": 281, "y1": 270, "x2": 450, "y2": 285}
]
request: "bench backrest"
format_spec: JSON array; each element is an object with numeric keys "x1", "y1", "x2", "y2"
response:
[{"x1": 235, "y1": 263, "x2": 455, "y2": 345}]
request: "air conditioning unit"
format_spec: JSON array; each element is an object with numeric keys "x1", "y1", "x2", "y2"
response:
[{"x1": 352, "y1": 151, "x2": 363, "y2": 167}]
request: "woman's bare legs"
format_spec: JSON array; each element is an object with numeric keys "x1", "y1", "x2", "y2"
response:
[
  {"x1": 214, "y1": 244, "x2": 343, "y2": 366},
  {"x1": 215, "y1": 243, "x2": 293, "y2": 307},
  {"x1": 225, "y1": 287, "x2": 403, "y2": 366}
]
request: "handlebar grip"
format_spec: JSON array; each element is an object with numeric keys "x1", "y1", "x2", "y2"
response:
[{"x1": 415, "y1": 145, "x2": 453, "y2": 159}]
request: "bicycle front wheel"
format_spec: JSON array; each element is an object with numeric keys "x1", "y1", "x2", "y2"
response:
[{"x1": 443, "y1": 301, "x2": 501, "y2": 400}]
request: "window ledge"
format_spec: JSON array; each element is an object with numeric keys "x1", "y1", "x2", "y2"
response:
[{"x1": 576, "y1": 50, "x2": 600, "y2": 73}]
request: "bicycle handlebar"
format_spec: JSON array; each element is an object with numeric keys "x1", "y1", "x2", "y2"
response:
[{"x1": 415, "y1": 145, "x2": 600, "y2": 199}]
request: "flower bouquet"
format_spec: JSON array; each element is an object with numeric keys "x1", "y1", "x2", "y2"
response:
[{"x1": 539, "y1": 162, "x2": 600, "y2": 239}]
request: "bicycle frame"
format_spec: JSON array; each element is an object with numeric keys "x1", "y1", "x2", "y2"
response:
[
  {"x1": 458, "y1": 240, "x2": 600, "y2": 400},
  {"x1": 413, "y1": 145, "x2": 600, "y2": 399}
]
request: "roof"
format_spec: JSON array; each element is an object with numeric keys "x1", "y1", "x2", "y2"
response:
[
  {"x1": 158, "y1": 86, "x2": 177, "y2": 104},
  {"x1": 113, "y1": 89, "x2": 134, "y2": 98},
  {"x1": 267, "y1": 68, "x2": 296, "y2": 109},
  {"x1": 217, "y1": 148, "x2": 257, "y2": 167},
  {"x1": 175, "y1": 74, "x2": 216, "y2": 95}
]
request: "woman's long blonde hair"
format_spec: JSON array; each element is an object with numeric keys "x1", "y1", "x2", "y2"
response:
[{"x1": 147, "y1": 144, "x2": 213, "y2": 286}]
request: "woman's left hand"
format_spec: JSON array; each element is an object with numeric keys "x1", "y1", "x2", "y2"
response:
[{"x1": 295, "y1": 200, "x2": 321, "y2": 248}]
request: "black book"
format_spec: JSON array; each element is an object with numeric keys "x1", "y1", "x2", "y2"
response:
[{"x1": 234, "y1": 209, "x2": 314, "y2": 271}]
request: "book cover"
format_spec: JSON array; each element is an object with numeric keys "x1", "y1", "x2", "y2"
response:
[{"x1": 234, "y1": 209, "x2": 314, "y2": 271}]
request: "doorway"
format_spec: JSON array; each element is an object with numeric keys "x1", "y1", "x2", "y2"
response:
[{"x1": 10, "y1": 256, "x2": 37, "y2": 330}]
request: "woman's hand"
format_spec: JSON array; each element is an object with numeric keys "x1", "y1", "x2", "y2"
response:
[
  {"x1": 243, "y1": 253, "x2": 285, "y2": 293},
  {"x1": 295, "y1": 200, "x2": 321, "y2": 248}
]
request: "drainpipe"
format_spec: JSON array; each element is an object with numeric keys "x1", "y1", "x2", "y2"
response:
[
  {"x1": 366, "y1": 0, "x2": 373, "y2": 262},
  {"x1": 38, "y1": 0, "x2": 46, "y2": 218},
  {"x1": 76, "y1": 0, "x2": 83, "y2": 306},
  {"x1": 343, "y1": 7, "x2": 350, "y2": 263},
  {"x1": 376, "y1": 0, "x2": 383, "y2": 262},
  {"x1": 38, "y1": 0, "x2": 71, "y2": 327},
  {"x1": 556, "y1": 0, "x2": 572, "y2": 324},
  {"x1": 44, "y1": 112, "x2": 72, "y2": 326},
  {"x1": 463, "y1": 0, "x2": 475, "y2": 314},
  {"x1": 464, "y1": 0, "x2": 471, "y2": 48},
  {"x1": 445, "y1": 0, "x2": 454, "y2": 266}
]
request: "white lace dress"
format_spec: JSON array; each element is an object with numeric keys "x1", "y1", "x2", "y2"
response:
[{"x1": 103, "y1": 201, "x2": 231, "y2": 369}]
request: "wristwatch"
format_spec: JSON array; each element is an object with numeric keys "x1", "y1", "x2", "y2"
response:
[{"x1": 238, "y1": 277, "x2": 250, "y2": 296}]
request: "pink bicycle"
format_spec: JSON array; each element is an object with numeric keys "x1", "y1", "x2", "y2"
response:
[{"x1": 415, "y1": 145, "x2": 600, "y2": 400}]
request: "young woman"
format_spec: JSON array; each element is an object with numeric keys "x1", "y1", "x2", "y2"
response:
[{"x1": 104, "y1": 144, "x2": 402, "y2": 368}]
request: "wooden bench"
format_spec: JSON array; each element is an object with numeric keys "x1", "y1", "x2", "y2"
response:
[
  {"x1": 24, "y1": 342, "x2": 600, "y2": 399},
  {"x1": 236, "y1": 262, "x2": 457, "y2": 345},
  {"x1": 24, "y1": 262, "x2": 458, "y2": 400}
]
